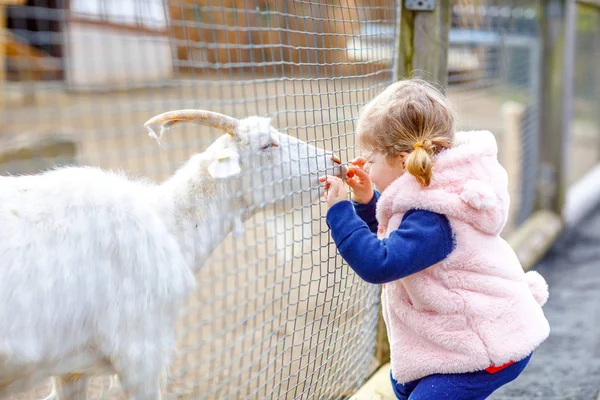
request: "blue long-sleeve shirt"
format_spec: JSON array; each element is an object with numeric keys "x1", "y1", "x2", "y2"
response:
[{"x1": 326, "y1": 191, "x2": 455, "y2": 284}]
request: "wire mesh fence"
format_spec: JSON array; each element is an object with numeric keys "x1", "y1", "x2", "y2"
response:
[
  {"x1": 2, "y1": 0, "x2": 397, "y2": 399},
  {"x1": 570, "y1": 2, "x2": 600, "y2": 185},
  {"x1": 446, "y1": 0, "x2": 600, "y2": 231},
  {"x1": 3, "y1": 0, "x2": 599, "y2": 399},
  {"x1": 444, "y1": 0, "x2": 543, "y2": 231}
]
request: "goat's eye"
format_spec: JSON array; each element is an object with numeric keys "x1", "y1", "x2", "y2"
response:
[{"x1": 261, "y1": 142, "x2": 278, "y2": 150}]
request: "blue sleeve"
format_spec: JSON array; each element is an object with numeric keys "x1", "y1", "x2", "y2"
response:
[
  {"x1": 326, "y1": 201, "x2": 455, "y2": 284},
  {"x1": 352, "y1": 190, "x2": 380, "y2": 233}
]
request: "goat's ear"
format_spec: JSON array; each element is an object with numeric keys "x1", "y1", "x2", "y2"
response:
[{"x1": 208, "y1": 149, "x2": 241, "y2": 179}]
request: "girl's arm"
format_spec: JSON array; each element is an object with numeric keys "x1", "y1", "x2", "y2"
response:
[
  {"x1": 326, "y1": 200, "x2": 454, "y2": 284},
  {"x1": 352, "y1": 190, "x2": 380, "y2": 233}
]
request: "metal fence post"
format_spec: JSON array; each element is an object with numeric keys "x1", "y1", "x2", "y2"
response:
[
  {"x1": 375, "y1": 0, "x2": 451, "y2": 368},
  {"x1": 537, "y1": 0, "x2": 576, "y2": 214}
]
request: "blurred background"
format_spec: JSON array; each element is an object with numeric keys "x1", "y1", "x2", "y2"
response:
[{"x1": 1, "y1": 0, "x2": 599, "y2": 399}]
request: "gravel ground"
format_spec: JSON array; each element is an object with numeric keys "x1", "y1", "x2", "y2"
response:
[{"x1": 490, "y1": 206, "x2": 600, "y2": 400}]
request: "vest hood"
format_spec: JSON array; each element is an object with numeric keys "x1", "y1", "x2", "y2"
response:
[{"x1": 376, "y1": 130, "x2": 509, "y2": 236}]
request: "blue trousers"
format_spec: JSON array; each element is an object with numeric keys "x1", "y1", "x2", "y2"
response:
[{"x1": 390, "y1": 353, "x2": 532, "y2": 400}]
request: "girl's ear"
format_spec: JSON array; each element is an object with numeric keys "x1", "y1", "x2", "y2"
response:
[
  {"x1": 397, "y1": 154, "x2": 407, "y2": 168},
  {"x1": 388, "y1": 154, "x2": 406, "y2": 171}
]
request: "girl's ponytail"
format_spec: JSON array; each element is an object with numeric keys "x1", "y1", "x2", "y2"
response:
[{"x1": 405, "y1": 140, "x2": 433, "y2": 186}]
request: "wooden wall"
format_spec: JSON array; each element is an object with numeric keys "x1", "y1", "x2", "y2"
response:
[{"x1": 168, "y1": 0, "x2": 394, "y2": 76}]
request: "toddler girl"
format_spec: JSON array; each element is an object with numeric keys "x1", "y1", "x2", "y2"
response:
[{"x1": 320, "y1": 78, "x2": 550, "y2": 399}]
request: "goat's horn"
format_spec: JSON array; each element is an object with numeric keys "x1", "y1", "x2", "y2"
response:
[{"x1": 144, "y1": 110, "x2": 239, "y2": 137}]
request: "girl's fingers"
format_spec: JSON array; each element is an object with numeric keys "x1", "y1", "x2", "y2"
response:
[
  {"x1": 319, "y1": 175, "x2": 340, "y2": 182},
  {"x1": 345, "y1": 174, "x2": 361, "y2": 190},
  {"x1": 325, "y1": 182, "x2": 340, "y2": 198},
  {"x1": 347, "y1": 166, "x2": 370, "y2": 183},
  {"x1": 319, "y1": 175, "x2": 342, "y2": 191},
  {"x1": 350, "y1": 157, "x2": 367, "y2": 168},
  {"x1": 319, "y1": 175, "x2": 343, "y2": 184}
]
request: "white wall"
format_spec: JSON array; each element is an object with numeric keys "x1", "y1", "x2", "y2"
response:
[
  {"x1": 64, "y1": 23, "x2": 173, "y2": 90},
  {"x1": 70, "y1": 0, "x2": 167, "y2": 30},
  {"x1": 64, "y1": 0, "x2": 172, "y2": 90}
]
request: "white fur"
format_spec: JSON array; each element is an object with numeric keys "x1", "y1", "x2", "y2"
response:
[{"x1": 0, "y1": 115, "x2": 342, "y2": 400}]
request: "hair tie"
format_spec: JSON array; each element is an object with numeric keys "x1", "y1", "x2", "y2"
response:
[{"x1": 413, "y1": 142, "x2": 423, "y2": 150}]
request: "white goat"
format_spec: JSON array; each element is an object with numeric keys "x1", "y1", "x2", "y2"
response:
[{"x1": 0, "y1": 110, "x2": 345, "y2": 400}]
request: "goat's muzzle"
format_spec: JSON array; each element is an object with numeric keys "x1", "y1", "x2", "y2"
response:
[{"x1": 329, "y1": 154, "x2": 349, "y2": 181}]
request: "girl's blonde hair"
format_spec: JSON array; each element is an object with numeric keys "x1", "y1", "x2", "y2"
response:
[{"x1": 356, "y1": 78, "x2": 456, "y2": 186}]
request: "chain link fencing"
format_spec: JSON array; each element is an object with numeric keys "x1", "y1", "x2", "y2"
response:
[
  {"x1": 445, "y1": 0, "x2": 543, "y2": 232},
  {"x1": 570, "y1": 2, "x2": 600, "y2": 185},
  {"x1": 3, "y1": 0, "x2": 597, "y2": 399},
  {"x1": 2, "y1": 0, "x2": 397, "y2": 399},
  {"x1": 447, "y1": 0, "x2": 600, "y2": 233}
]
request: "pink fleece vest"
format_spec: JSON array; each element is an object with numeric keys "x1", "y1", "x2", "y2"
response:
[{"x1": 376, "y1": 130, "x2": 550, "y2": 384}]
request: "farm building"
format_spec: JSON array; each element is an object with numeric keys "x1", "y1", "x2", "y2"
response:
[
  {"x1": 5, "y1": 0, "x2": 173, "y2": 89},
  {"x1": 5, "y1": 0, "x2": 500, "y2": 87},
  {"x1": 166, "y1": 0, "x2": 395, "y2": 75}
]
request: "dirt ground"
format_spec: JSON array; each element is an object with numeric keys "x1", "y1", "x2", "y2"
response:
[{"x1": 1, "y1": 72, "x2": 599, "y2": 399}]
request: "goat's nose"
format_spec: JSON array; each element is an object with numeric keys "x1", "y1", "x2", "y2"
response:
[
  {"x1": 340, "y1": 164, "x2": 349, "y2": 180},
  {"x1": 330, "y1": 155, "x2": 341, "y2": 165}
]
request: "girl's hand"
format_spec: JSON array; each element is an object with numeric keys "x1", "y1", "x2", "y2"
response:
[
  {"x1": 319, "y1": 176, "x2": 348, "y2": 208},
  {"x1": 346, "y1": 157, "x2": 373, "y2": 204}
]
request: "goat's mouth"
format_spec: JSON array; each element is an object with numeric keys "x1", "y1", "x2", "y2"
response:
[
  {"x1": 339, "y1": 164, "x2": 349, "y2": 181},
  {"x1": 328, "y1": 155, "x2": 349, "y2": 181}
]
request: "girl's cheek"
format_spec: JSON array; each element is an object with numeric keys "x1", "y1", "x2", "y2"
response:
[{"x1": 369, "y1": 173, "x2": 378, "y2": 188}]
